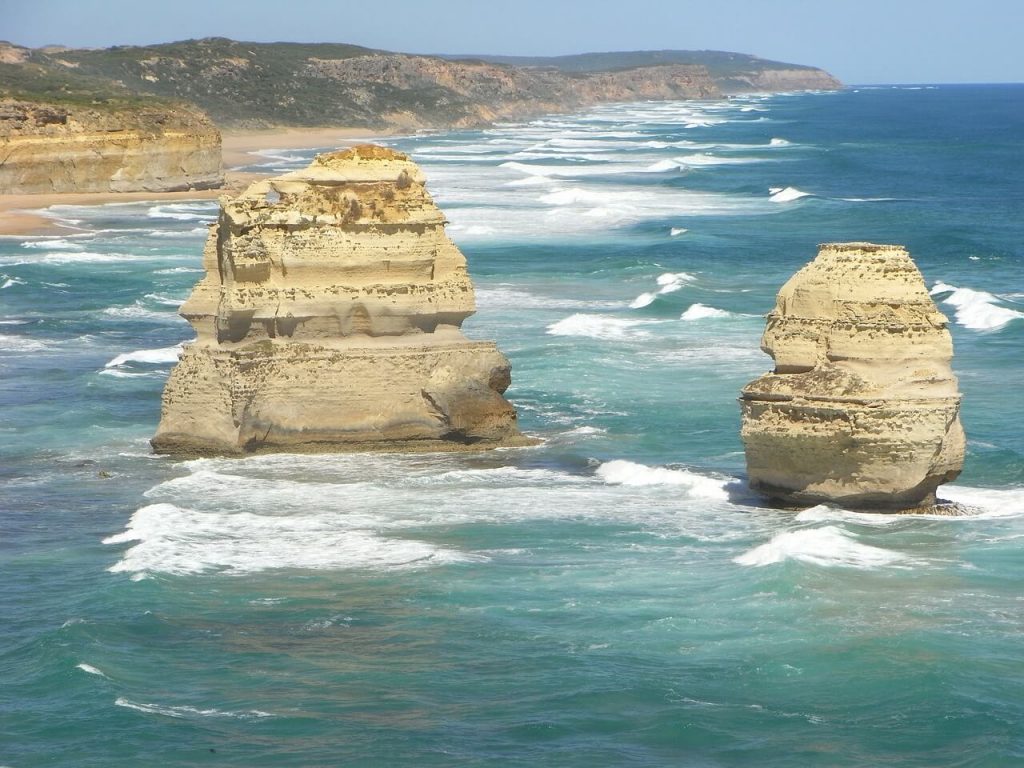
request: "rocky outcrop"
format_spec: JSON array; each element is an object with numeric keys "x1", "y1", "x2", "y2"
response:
[
  {"x1": 717, "y1": 67, "x2": 842, "y2": 94},
  {"x1": 740, "y1": 243, "x2": 964, "y2": 510},
  {"x1": 152, "y1": 145, "x2": 529, "y2": 456},
  {"x1": 0, "y1": 99, "x2": 221, "y2": 193}
]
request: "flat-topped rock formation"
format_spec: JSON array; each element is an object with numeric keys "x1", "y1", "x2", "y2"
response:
[
  {"x1": 740, "y1": 243, "x2": 965, "y2": 510},
  {"x1": 152, "y1": 145, "x2": 529, "y2": 456}
]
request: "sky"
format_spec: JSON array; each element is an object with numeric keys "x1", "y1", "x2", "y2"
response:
[{"x1": 1, "y1": 0, "x2": 1020, "y2": 84}]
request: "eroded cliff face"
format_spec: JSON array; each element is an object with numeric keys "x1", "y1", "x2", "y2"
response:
[
  {"x1": 718, "y1": 67, "x2": 841, "y2": 94},
  {"x1": 740, "y1": 243, "x2": 964, "y2": 510},
  {"x1": 306, "y1": 56, "x2": 720, "y2": 128},
  {"x1": 0, "y1": 99, "x2": 222, "y2": 193},
  {"x1": 152, "y1": 145, "x2": 529, "y2": 456}
]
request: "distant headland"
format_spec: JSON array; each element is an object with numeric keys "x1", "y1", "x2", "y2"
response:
[{"x1": 0, "y1": 37, "x2": 840, "y2": 204}]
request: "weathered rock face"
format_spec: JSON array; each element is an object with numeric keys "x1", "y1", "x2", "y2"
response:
[
  {"x1": 152, "y1": 145, "x2": 529, "y2": 456},
  {"x1": 740, "y1": 243, "x2": 965, "y2": 510},
  {"x1": 0, "y1": 99, "x2": 221, "y2": 193},
  {"x1": 717, "y1": 67, "x2": 842, "y2": 94}
]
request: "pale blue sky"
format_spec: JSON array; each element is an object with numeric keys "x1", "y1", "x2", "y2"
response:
[{"x1": 1, "y1": 0, "x2": 1020, "y2": 84}]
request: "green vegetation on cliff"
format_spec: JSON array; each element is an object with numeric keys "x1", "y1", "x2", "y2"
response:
[{"x1": 0, "y1": 38, "x2": 840, "y2": 129}]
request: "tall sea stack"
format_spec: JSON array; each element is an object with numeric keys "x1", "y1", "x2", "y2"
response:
[
  {"x1": 740, "y1": 243, "x2": 965, "y2": 510},
  {"x1": 152, "y1": 145, "x2": 529, "y2": 456}
]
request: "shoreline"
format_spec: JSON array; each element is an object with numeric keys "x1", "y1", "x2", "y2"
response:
[{"x1": 0, "y1": 126, "x2": 392, "y2": 237}]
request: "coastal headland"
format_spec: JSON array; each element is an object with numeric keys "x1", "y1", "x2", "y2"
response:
[{"x1": 0, "y1": 38, "x2": 841, "y2": 234}]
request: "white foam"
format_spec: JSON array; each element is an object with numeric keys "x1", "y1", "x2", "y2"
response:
[
  {"x1": 769, "y1": 138, "x2": 791, "y2": 146},
  {"x1": 630, "y1": 292, "x2": 657, "y2": 309},
  {"x1": 596, "y1": 460, "x2": 732, "y2": 500},
  {"x1": 154, "y1": 267, "x2": 203, "y2": 274},
  {"x1": 0, "y1": 333, "x2": 49, "y2": 352},
  {"x1": 114, "y1": 697, "x2": 272, "y2": 719},
  {"x1": 76, "y1": 663, "x2": 107, "y2": 677},
  {"x1": 930, "y1": 283, "x2": 1024, "y2": 330},
  {"x1": 676, "y1": 153, "x2": 761, "y2": 167},
  {"x1": 643, "y1": 159, "x2": 683, "y2": 173},
  {"x1": 669, "y1": 227, "x2": 688, "y2": 237},
  {"x1": 144, "y1": 293, "x2": 185, "y2": 307},
  {"x1": 681, "y1": 303, "x2": 732, "y2": 321},
  {"x1": 657, "y1": 272, "x2": 695, "y2": 289},
  {"x1": 546, "y1": 313, "x2": 660, "y2": 340},
  {"x1": 734, "y1": 526, "x2": 912, "y2": 568},
  {"x1": 769, "y1": 187, "x2": 811, "y2": 202},
  {"x1": 146, "y1": 203, "x2": 217, "y2": 222},
  {"x1": 105, "y1": 344, "x2": 184, "y2": 368},
  {"x1": 102, "y1": 304, "x2": 182, "y2": 323},
  {"x1": 104, "y1": 503, "x2": 478, "y2": 577},
  {"x1": 937, "y1": 485, "x2": 1024, "y2": 517},
  {"x1": 630, "y1": 272, "x2": 695, "y2": 308},
  {"x1": 505, "y1": 174, "x2": 557, "y2": 187},
  {"x1": 1, "y1": 277, "x2": 25, "y2": 289},
  {"x1": 21, "y1": 237, "x2": 86, "y2": 250}
]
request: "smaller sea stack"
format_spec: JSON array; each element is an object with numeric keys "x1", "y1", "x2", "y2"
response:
[
  {"x1": 740, "y1": 242, "x2": 965, "y2": 510},
  {"x1": 153, "y1": 145, "x2": 529, "y2": 456}
]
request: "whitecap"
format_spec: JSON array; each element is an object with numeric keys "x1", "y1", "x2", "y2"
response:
[
  {"x1": 20, "y1": 237, "x2": 86, "y2": 251},
  {"x1": 76, "y1": 663, "x2": 108, "y2": 677},
  {"x1": 595, "y1": 460, "x2": 732, "y2": 500},
  {"x1": 734, "y1": 526, "x2": 912, "y2": 568},
  {"x1": 1, "y1": 277, "x2": 26, "y2": 289},
  {"x1": 505, "y1": 175, "x2": 557, "y2": 187},
  {"x1": 0, "y1": 333, "x2": 49, "y2": 353},
  {"x1": 676, "y1": 153, "x2": 761, "y2": 167},
  {"x1": 669, "y1": 227, "x2": 688, "y2": 237},
  {"x1": 769, "y1": 187, "x2": 811, "y2": 203},
  {"x1": 930, "y1": 283, "x2": 1024, "y2": 330},
  {"x1": 104, "y1": 503, "x2": 479, "y2": 577},
  {"x1": 769, "y1": 138, "x2": 791, "y2": 146},
  {"x1": 546, "y1": 313, "x2": 661, "y2": 340},
  {"x1": 642, "y1": 159, "x2": 683, "y2": 173},
  {"x1": 105, "y1": 344, "x2": 185, "y2": 368},
  {"x1": 114, "y1": 697, "x2": 273, "y2": 719},
  {"x1": 630, "y1": 292, "x2": 657, "y2": 309},
  {"x1": 937, "y1": 485, "x2": 1024, "y2": 517},
  {"x1": 154, "y1": 267, "x2": 203, "y2": 274},
  {"x1": 681, "y1": 303, "x2": 732, "y2": 321}
]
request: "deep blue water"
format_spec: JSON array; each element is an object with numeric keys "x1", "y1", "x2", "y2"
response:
[{"x1": 1, "y1": 85, "x2": 1023, "y2": 766}]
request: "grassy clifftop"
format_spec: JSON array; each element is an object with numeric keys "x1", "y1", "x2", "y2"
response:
[{"x1": 0, "y1": 38, "x2": 840, "y2": 129}]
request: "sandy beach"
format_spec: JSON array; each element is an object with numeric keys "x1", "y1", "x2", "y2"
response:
[{"x1": 0, "y1": 127, "x2": 391, "y2": 237}]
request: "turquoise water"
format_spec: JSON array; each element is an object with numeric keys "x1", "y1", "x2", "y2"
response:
[{"x1": 2, "y1": 85, "x2": 1023, "y2": 766}]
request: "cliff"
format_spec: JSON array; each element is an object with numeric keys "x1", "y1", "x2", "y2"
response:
[
  {"x1": 0, "y1": 98, "x2": 222, "y2": 193},
  {"x1": 152, "y1": 146, "x2": 529, "y2": 456},
  {"x1": 739, "y1": 243, "x2": 964, "y2": 510},
  {"x1": 1, "y1": 39, "x2": 837, "y2": 131},
  {"x1": 454, "y1": 49, "x2": 842, "y2": 94}
]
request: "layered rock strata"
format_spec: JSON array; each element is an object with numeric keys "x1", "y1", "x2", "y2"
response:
[
  {"x1": 0, "y1": 99, "x2": 221, "y2": 193},
  {"x1": 740, "y1": 243, "x2": 964, "y2": 510},
  {"x1": 152, "y1": 145, "x2": 528, "y2": 456}
]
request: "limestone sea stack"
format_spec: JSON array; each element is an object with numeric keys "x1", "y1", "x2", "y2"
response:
[
  {"x1": 152, "y1": 145, "x2": 530, "y2": 456},
  {"x1": 740, "y1": 243, "x2": 965, "y2": 510}
]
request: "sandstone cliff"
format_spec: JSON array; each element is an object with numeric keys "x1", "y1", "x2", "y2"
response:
[
  {"x1": 152, "y1": 146, "x2": 528, "y2": 456},
  {"x1": 716, "y1": 67, "x2": 842, "y2": 94},
  {"x1": 740, "y1": 243, "x2": 964, "y2": 510},
  {"x1": 2, "y1": 39, "x2": 838, "y2": 130},
  {"x1": 0, "y1": 98, "x2": 222, "y2": 194}
]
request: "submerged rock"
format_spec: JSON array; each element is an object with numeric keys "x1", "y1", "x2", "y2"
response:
[
  {"x1": 740, "y1": 242, "x2": 965, "y2": 510},
  {"x1": 152, "y1": 145, "x2": 530, "y2": 456}
]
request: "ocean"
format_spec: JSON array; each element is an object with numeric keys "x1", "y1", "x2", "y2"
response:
[{"x1": 1, "y1": 84, "x2": 1023, "y2": 766}]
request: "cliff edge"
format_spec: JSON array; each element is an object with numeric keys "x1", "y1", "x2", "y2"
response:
[
  {"x1": 739, "y1": 243, "x2": 964, "y2": 510},
  {"x1": 0, "y1": 98, "x2": 222, "y2": 194},
  {"x1": 152, "y1": 145, "x2": 530, "y2": 456}
]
